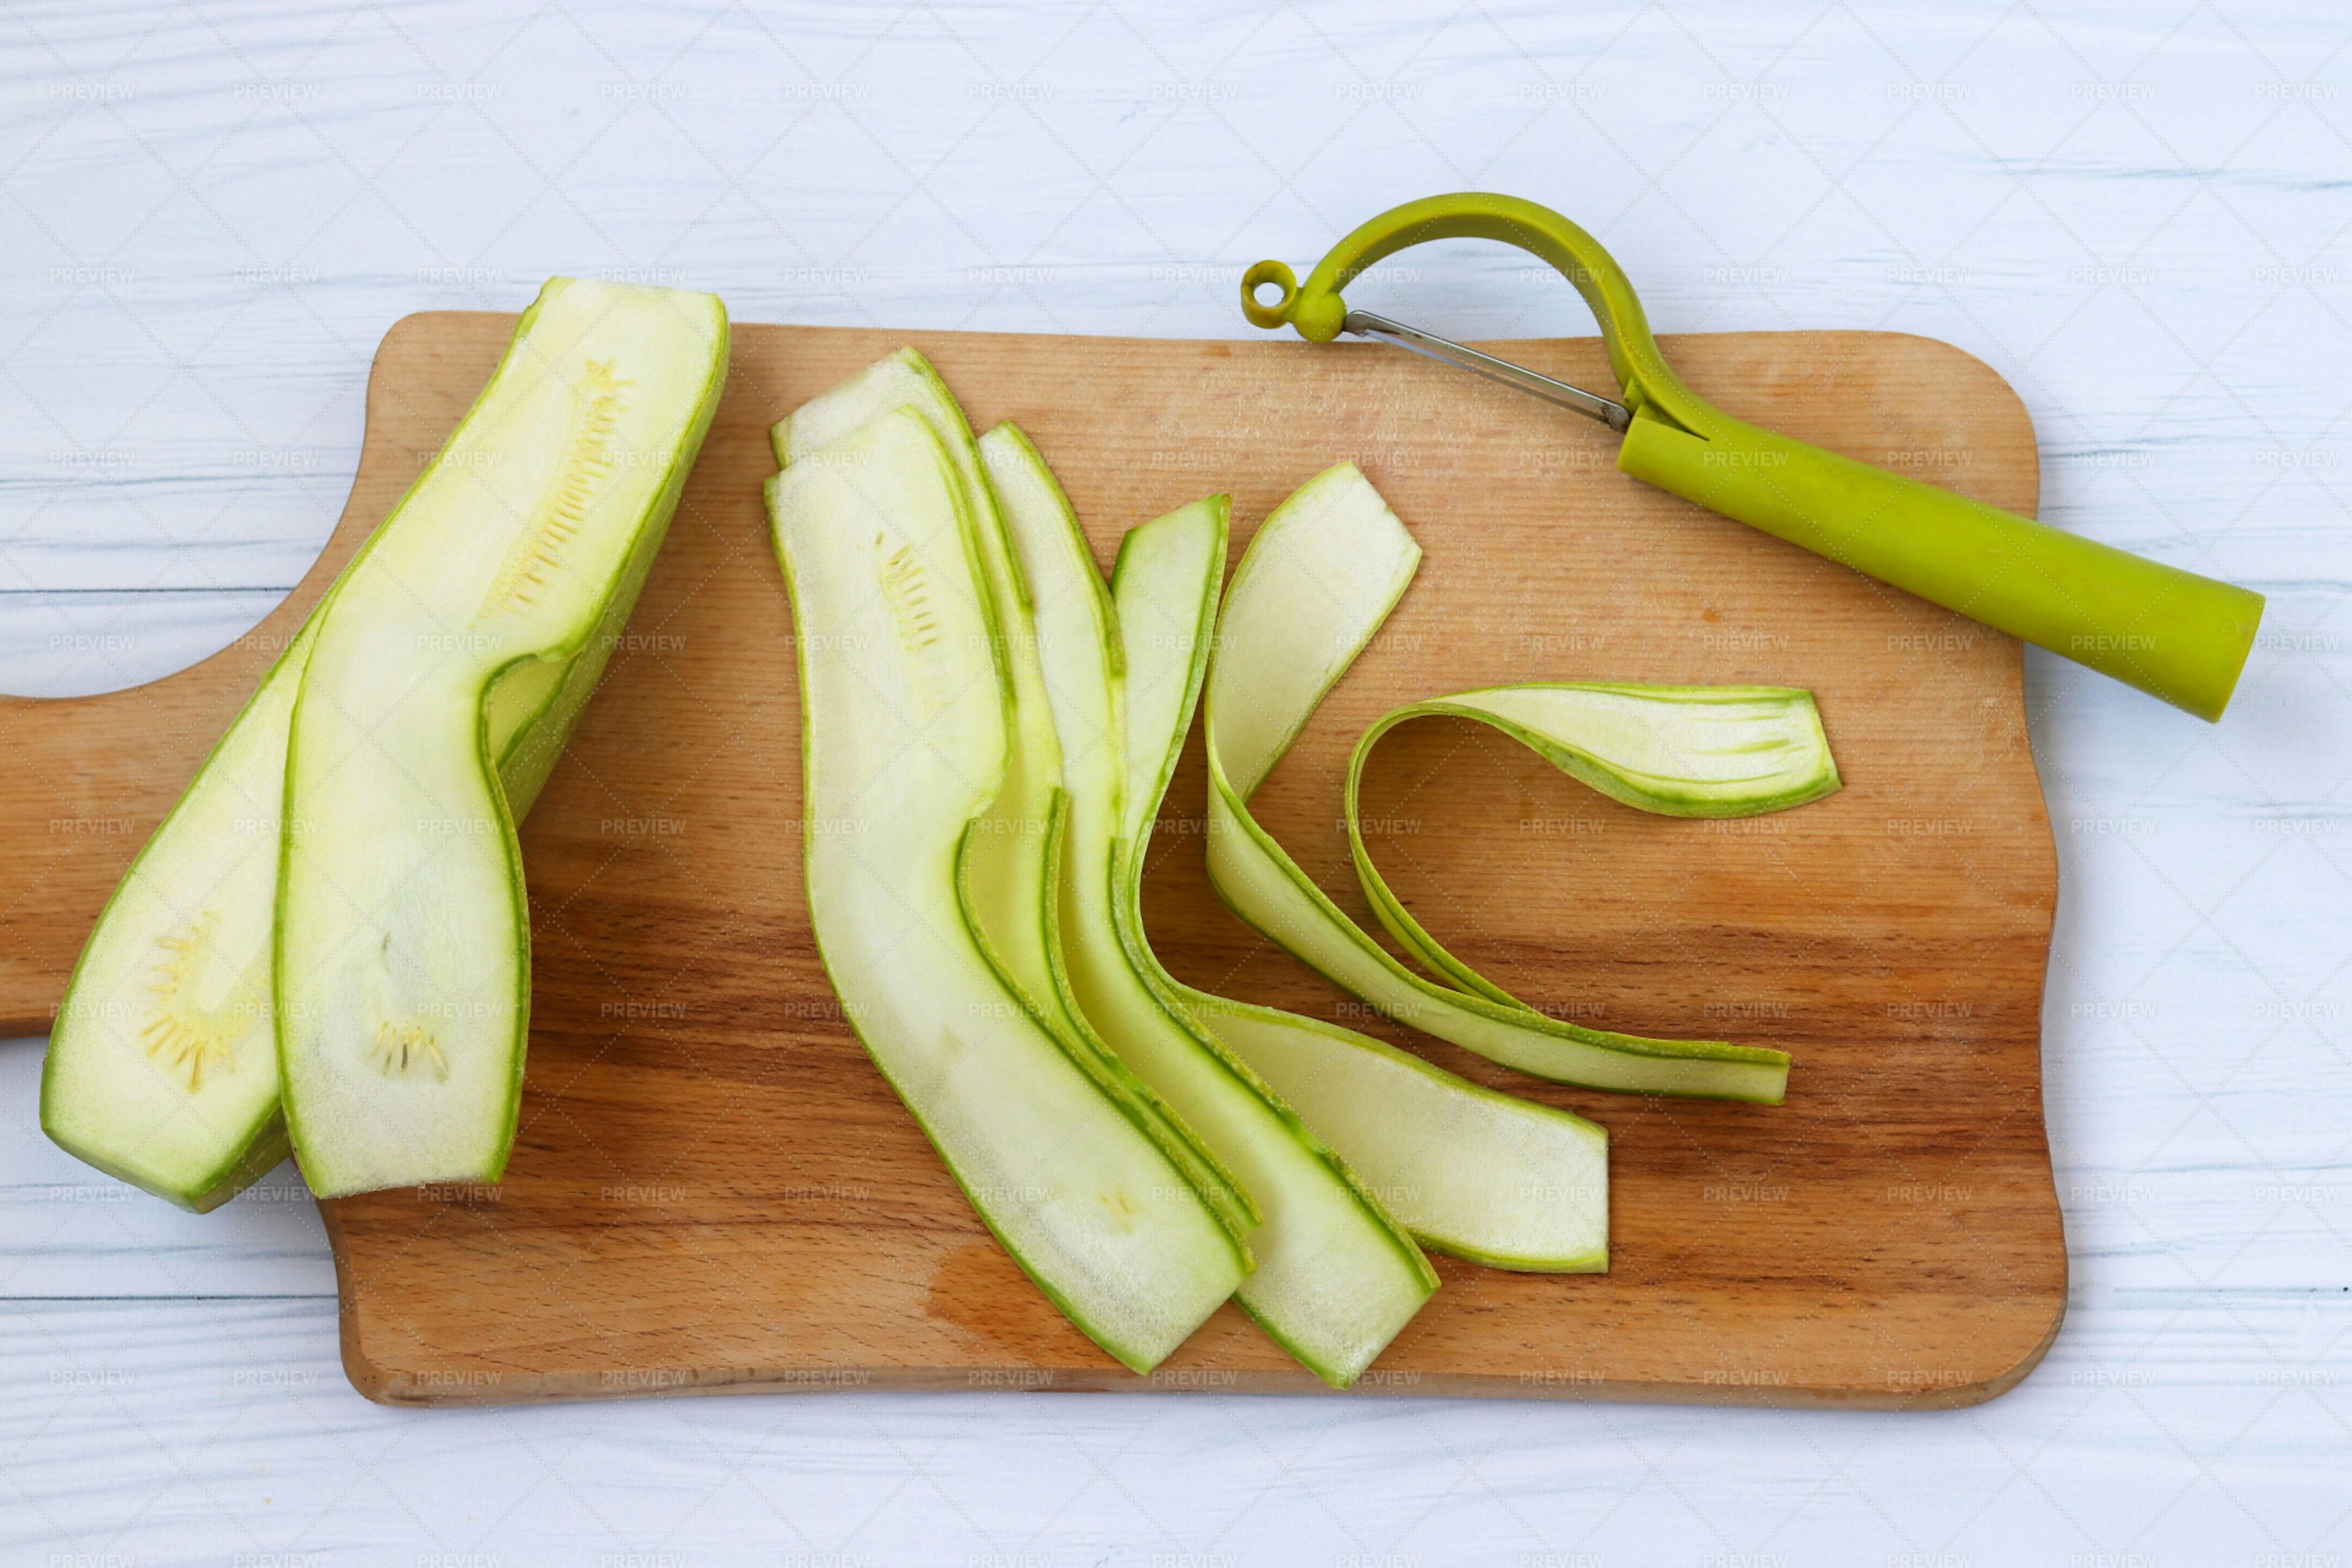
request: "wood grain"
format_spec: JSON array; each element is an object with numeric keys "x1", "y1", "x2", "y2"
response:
[{"x1": 0, "y1": 314, "x2": 2063, "y2": 1408}]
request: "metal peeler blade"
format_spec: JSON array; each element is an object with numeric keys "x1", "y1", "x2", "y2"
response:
[{"x1": 1341, "y1": 309, "x2": 1632, "y2": 433}]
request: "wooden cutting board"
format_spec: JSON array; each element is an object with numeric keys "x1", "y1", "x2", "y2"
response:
[{"x1": 0, "y1": 314, "x2": 2064, "y2": 1408}]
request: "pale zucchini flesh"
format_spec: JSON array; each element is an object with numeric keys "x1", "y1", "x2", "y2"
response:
[
  {"x1": 982, "y1": 426, "x2": 1435, "y2": 1386},
  {"x1": 277, "y1": 277, "x2": 728, "y2": 1198},
  {"x1": 40, "y1": 498, "x2": 647, "y2": 1212},
  {"x1": 1201, "y1": 464, "x2": 1815, "y2": 1104},
  {"x1": 769, "y1": 406, "x2": 1244, "y2": 1373}
]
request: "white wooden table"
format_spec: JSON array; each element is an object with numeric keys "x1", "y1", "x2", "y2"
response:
[{"x1": 6, "y1": 3, "x2": 2348, "y2": 1561}]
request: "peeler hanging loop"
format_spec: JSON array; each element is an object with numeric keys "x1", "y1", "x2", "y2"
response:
[{"x1": 1240, "y1": 259, "x2": 1300, "y2": 329}]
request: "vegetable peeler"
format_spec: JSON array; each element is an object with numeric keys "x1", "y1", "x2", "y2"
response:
[{"x1": 1241, "y1": 192, "x2": 2264, "y2": 722}]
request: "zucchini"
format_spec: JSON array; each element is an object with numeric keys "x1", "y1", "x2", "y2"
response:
[
  {"x1": 41, "y1": 621, "x2": 320, "y2": 1210},
  {"x1": 42, "y1": 277, "x2": 719, "y2": 1209},
  {"x1": 767, "y1": 404, "x2": 1245, "y2": 1373},
  {"x1": 979, "y1": 425, "x2": 1434, "y2": 1387},
  {"x1": 276, "y1": 278, "x2": 728, "y2": 1197},
  {"x1": 1200, "y1": 464, "x2": 1827, "y2": 1103},
  {"x1": 1180, "y1": 1000, "x2": 1607, "y2": 1273},
  {"x1": 1104, "y1": 485, "x2": 1615, "y2": 1275},
  {"x1": 774, "y1": 349, "x2": 1251, "y2": 1245},
  {"x1": 772, "y1": 349, "x2": 1061, "y2": 1019},
  {"x1": 1344, "y1": 684, "x2": 1842, "y2": 1010}
]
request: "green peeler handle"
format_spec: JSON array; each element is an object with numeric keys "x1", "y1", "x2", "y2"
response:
[{"x1": 1243, "y1": 192, "x2": 2265, "y2": 722}]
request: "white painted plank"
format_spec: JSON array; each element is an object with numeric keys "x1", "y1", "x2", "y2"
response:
[
  {"x1": 2, "y1": 0, "x2": 2350, "y2": 1558},
  {"x1": 1, "y1": 1296, "x2": 2348, "y2": 1564},
  {"x1": 0, "y1": 590, "x2": 292, "y2": 699},
  {"x1": 0, "y1": 1040, "x2": 334, "y2": 1301}
]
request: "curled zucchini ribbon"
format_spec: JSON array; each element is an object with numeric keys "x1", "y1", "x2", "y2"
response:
[
  {"x1": 1096, "y1": 477, "x2": 1619, "y2": 1288},
  {"x1": 1201, "y1": 464, "x2": 1840, "y2": 1106}
]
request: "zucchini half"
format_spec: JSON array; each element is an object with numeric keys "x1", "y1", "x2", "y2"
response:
[{"x1": 46, "y1": 279, "x2": 728, "y2": 1207}]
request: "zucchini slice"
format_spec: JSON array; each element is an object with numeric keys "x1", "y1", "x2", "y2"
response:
[
  {"x1": 1200, "y1": 464, "x2": 1819, "y2": 1103},
  {"x1": 1106, "y1": 489, "x2": 1614, "y2": 1275},
  {"x1": 41, "y1": 622, "x2": 320, "y2": 1210},
  {"x1": 772, "y1": 350, "x2": 1062, "y2": 1022},
  {"x1": 1180, "y1": 1000, "x2": 1608, "y2": 1274},
  {"x1": 277, "y1": 279, "x2": 728, "y2": 1197},
  {"x1": 775, "y1": 349, "x2": 1253, "y2": 1246},
  {"x1": 769, "y1": 405, "x2": 1245, "y2": 1373},
  {"x1": 1344, "y1": 684, "x2": 1841, "y2": 1009},
  {"x1": 980, "y1": 424, "x2": 1434, "y2": 1387}
]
